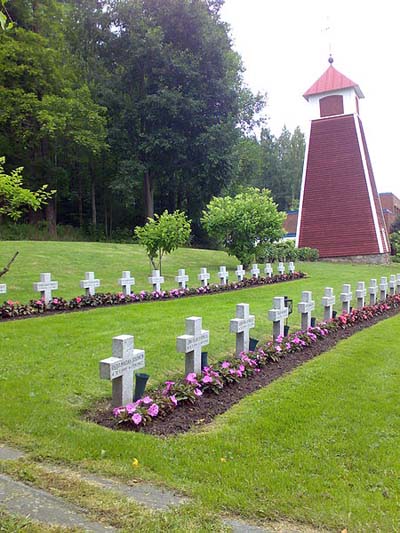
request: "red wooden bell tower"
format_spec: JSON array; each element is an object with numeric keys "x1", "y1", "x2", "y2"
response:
[{"x1": 296, "y1": 57, "x2": 389, "y2": 261}]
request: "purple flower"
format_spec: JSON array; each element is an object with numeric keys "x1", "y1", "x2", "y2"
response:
[
  {"x1": 186, "y1": 372, "x2": 199, "y2": 384},
  {"x1": 125, "y1": 403, "x2": 137, "y2": 414},
  {"x1": 142, "y1": 396, "x2": 153, "y2": 405},
  {"x1": 194, "y1": 388, "x2": 203, "y2": 396},
  {"x1": 113, "y1": 407, "x2": 122, "y2": 417},
  {"x1": 132, "y1": 413, "x2": 142, "y2": 425},
  {"x1": 169, "y1": 394, "x2": 178, "y2": 406},
  {"x1": 147, "y1": 403, "x2": 159, "y2": 417},
  {"x1": 202, "y1": 375, "x2": 213, "y2": 384},
  {"x1": 221, "y1": 361, "x2": 230, "y2": 369}
]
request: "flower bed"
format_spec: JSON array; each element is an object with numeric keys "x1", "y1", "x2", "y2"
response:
[
  {"x1": 0, "y1": 272, "x2": 305, "y2": 321},
  {"x1": 104, "y1": 294, "x2": 400, "y2": 433}
]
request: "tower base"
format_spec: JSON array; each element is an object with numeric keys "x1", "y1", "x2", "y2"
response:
[{"x1": 321, "y1": 253, "x2": 390, "y2": 265}]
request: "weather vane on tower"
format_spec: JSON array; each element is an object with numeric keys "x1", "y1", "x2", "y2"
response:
[{"x1": 322, "y1": 16, "x2": 334, "y2": 64}]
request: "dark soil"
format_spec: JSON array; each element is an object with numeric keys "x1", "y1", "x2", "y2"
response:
[{"x1": 87, "y1": 306, "x2": 400, "y2": 437}]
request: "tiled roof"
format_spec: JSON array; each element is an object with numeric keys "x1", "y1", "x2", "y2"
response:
[{"x1": 304, "y1": 65, "x2": 364, "y2": 100}]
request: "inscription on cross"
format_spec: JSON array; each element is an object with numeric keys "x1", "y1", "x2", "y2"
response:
[
  {"x1": 298, "y1": 291, "x2": 315, "y2": 330},
  {"x1": 264, "y1": 263, "x2": 273, "y2": 278},
  {"x1": 268, "y1": 297, "x2": 289, "y2": 340},
  {"x1": 198, "y1": 267, "x2": 210, "y2": 287},
  {"x1": 99, "y1": 335, "x2": 145, "y2": 407},
  {"x1": 369, "y1": 279, "x2": 378, "y2": 305},
  {"x1": 33, "y1": 273, "x2": 58, "y2": 304},
  {"x1": 175, "y1": 269, "x2": 189, "y2": 289},
  {"x1": 389, "y1": 275, "x2": 396, "y2": 296},
  {"x1": 355, "y1": 281, "x2": 366, "y2": 308},
  {"x1": 118, "y1": 271, "x2": 135, "y2": 296},
  {"x1": 218, "y1": 266, "x2": 229, "y2": 285},
  {"x1": 148, "y1": 270, "x2": 164, "y2": 292},
  {"x1": 340, "y1": 284, "x2": 352, "y2": 314},
  {"x1": 251, "y1": 264, "x2": 260, "y2": 279},
  {"x1": 80, "y1": 271, "x2": 100, "y2": 296},
  {"x1": 278, "y1": 262, "x2": 285, "y2": 275},
  {"x1": 176, "y1": 317, "x2": 209, "y2": 375},
  {"x1": 0, "y1": 284, "x2": 6, "y2": 295},
  {"x1": 230, "y1": 303, "x2": 255, "y2": 356},
  {"x1": 321, "y1": 287, "x2": 335, "y2": 321},
  {"x1": 235, "y1": 265, "x2": 246, "y2": 281},
  {"x1": 379, "y1": 277, "x2": 388, "y2": 301}
]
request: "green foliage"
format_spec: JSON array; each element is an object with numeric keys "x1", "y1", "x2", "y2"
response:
[
  {"x1": 390, "y1": 231, "x2": 400, "y2": 261},
  {"x1": 390, "y1": 215, "x2": 400, "y2": 234},
  {"x1": 255, "y1": 240, "x2": 319, "y2": 262},
  {"x1": 0, "y1": 157, "x2": 54, "y2": 220},
  {"x1": 296, "y1": 246, "x2": 319, "y2": 262},
  {"x1": 134, "y1": 210, "x2": 191, "y2": 271},
  {"x1": 201, "y1": 187, "x2": 285, "y2": 266}
]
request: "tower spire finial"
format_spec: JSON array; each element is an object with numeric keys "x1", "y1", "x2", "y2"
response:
[{"x1": 328, "y1": 54, "x2": 334, "y2": 64}]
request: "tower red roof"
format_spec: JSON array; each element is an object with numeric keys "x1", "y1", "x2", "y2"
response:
[{"x1": 303, "y1": 65, "x2": 364, "y2": 100}]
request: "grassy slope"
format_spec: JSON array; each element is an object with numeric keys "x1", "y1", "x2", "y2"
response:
[{"x1": 1, "y1": 241, "x2": 400, "y2": 531}]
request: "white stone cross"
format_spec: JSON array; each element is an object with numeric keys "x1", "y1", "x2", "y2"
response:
[
  {"x1": 251, "y1": 264, "x2": 260, "y2": 279},
  {"x1": 235, "y1": 265, "x2": 246, "y2": 281},
  {"x1": 298, "y1": 290, "x2": 315, "y2": 330},
  {"x1": 397, "y1": 274, "x2": 400, "y2": 295},
  {"x1": 33, "y1": 273, "x2": 58, "y2": 304},
  {"x1": 340, "y1": 284, "x2": 352, "y2": 314},
  {"x1": 288, "y1": 262, "x2": 295, "y2": 274},
  {"x1": 148, "y1": 270, "x2": 164, "y2": 292},
  {"x1": 389, "y1": 275, "x2": 396, "y2": 296},
  {"x1": 264, "y1": 263, "x2": 273, "y2": 278},
  {"x1": 321, "y1": 287, "x2": 335, "y2": 321},
  {"x1": 278, "y1": 262, "x2": 285, "y2": 275},
  {"x1": 175, "y1": 269, "x2": 189, "y2": 289},
  {"x1": 379, "y1": 276, "x2": 388, "y2": 301},
  {"x1": 198, "y1": 267, "x2": 210, "y2": 287},
  {"x1": 80, "y1": 271, "x2": 100, "y2": 296},
  {"x1": 118, "y1": 271, "x2": 135, "y2": 296},
  {"x1": 176, "y1": 317, "x2": 209, "y2": 375},
  {"x1": 218, "y1": 266, "x2": 229, "y2": 285},
  {"x1": 268, "y1": 296, "x2": 289, "y2": 340},
  {"x1": 230, "y1": 303, "x2": 255, "y2": 356},
  {"x1": 0, "y1": 284, "x2": 6, "y2": 295},
  {"x1": 100, "y1": 335, "x2": 145, "y2": 408},
  {"x1": 369, "y1": 279, "x2": 378, "y2": 305},
  {"x1": 355, "y1": 281, "x2": 367, "y2": 308}
]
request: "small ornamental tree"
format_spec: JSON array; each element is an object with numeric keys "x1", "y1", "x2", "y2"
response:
[
  {"x1": 0, "y1": 157, "x2": 55, "y2": 278},
  {"x1": 135, "y1": 210, "x2": 191, "y2": 273},
  {"x1": 201, "y1": 187, "x2": 285, "y2": 266}
]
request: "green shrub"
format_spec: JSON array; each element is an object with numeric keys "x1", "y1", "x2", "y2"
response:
[{"x1": 296, "y1": 246, "x2": 319, "y2": 262}]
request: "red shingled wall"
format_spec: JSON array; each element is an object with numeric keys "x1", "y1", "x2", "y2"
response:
[{"x1": 298, "y1": 114, "x2": 382, "y2": 257}]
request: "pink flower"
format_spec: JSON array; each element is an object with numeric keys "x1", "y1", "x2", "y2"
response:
[
  {"x1": 194, "y1": 388, "x2": 203, "y2": 396},
  {"x1": 132, "y1": 413, "x2": 142, "y2": 425},
  {"x1": 169, "y1": 394, "x2": 178, "y2": 406},
  {"x1": 53, "y1": 298, "x2": 59, "y2": 304},
  {"x1": 202, "y1": 375, "x2": 213, "y2": 384},
  {"x1": 186, "y1": 373, "x2": 199, "y2": 384},
  {"x1": 221, "y1": 361, "x2": 230, "y2": 369},
  {"x1": 125, "y1": 403, "x2": 137, "y2": 414},
  {"x1": 76, "y1": 297, "x2": 82, "y2": 304},
  {"x1": 113, "y1": 407, "x2": 122, "y2": 417},
  {"x1": 147, "y1": 403, "x2": 159, "y2": 417},
  {"x1": 142, "y1": 396, "x2": 153, "y2": 405},
  {"x1": 239, "y1": 364, "x2": 245, "y2": 372}
]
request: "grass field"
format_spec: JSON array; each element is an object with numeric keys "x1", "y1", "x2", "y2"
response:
[{"x1": 1, "y1": 241, "x2": 400, "y2": 531}]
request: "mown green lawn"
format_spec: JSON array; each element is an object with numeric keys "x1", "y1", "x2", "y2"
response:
[{"x1": 1, "y1": 241, "x2": 400, "y2": 531}]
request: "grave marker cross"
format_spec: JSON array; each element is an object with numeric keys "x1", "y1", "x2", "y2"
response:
[
  {"x1": 80, "y1": 271, "x2": 100, "y2": 296},
  {"x1": 369, "y1": 279, "x2": 378, "y2": 305},
  {"x1": 288, "y1": 262, "x2": 295, "y2": 275},
  {"x1": 148, "y1": 270, "x2": 164, "y2": 292},
  {"x1": 379, "y1": 276, "x2": 388, "y2": 301},
  {"x1": 251, "y1": 264, "x2": 260, "y2": 279},
  {"x1": 397, "y1": 274, "x2": 400, "y2": 295},
  {"x1": 355, "y1": 281, "x2": 367, "y2": 308},
  {"x1": 100, "y1": 335, "x2": 145, "y2": 408},
  {"x1": 0, "y1": 284, "x2": 6, "y2": 295},
  {"x1": 321, "y1": 287, "x2": 335, "y2": 321},
  {"x1": 278, "y1": 262, "x2": 285, "y2": 275},
  {"x1": 389, "y1": 275, "x2": 396, "y2": 296},
  {"x1": 235, "y1": 265, "x2": 246, "y2": 282},
  {"x1": 118, "y1": 271, "x2": 135, "y2": 296},
  {"x1": 175, "y1": 269, "x2": 189, "y2": 289},
  {"x1": 340, "y1": 284, "x2": 353, "y2": 314},
  {"x1": 298, "y1": 290, "x2": 315, "y2": 330},
  {"x1": 264, "y1": 263, "x2": 273, "y2": 278},
  {"x1": 268, "y1": 297, "x2": 289, "y2": 340},
  {"x1": 176, "y1": 317, "x2": 209, "y2": 375},
  {"x1": 218, "y1": 266, "x2": 229, "y2": 286},
  {"x1": 198, "y1": 267, "x2": 210, "y2": 287},
  {"x1": 230, "y1": 303, "x2": 255, "y2": 356},
  {"x1": 33, "y1": 273, "x2": 58, "y2": 304}
]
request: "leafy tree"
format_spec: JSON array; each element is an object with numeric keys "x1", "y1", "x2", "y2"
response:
[
  {"x1": 134, "y1": 210, "x2": 191, "y2": 272},
  {"x1": 201, "y1": 187, "x2": 285, "y2": 266},
  {"x1": 390, "y1": 215, "x2": 400, "y2": 234}
]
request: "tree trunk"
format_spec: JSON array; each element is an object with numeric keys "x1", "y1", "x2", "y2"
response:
[
  {"x1": 78, "y1": 174, "x2": 84, "y2": 227},
  {"x1": 144, "y1": 170, "x2": 154, "y2": 220},
  {"x1": 91, "y1": 177, "x2": 97, "y2": 227},
  {"x1": 46, "y1": 198, "x2": 57, "y2": 237}
]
